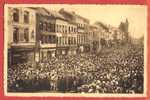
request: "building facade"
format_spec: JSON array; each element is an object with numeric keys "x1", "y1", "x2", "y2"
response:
[
  {"x1": 7, "y1": 7, "x2": 37, "y2": 65},
  {"x1": 59, "y1": 9, "x2": 90, "y2": 53},
  {"x1": 35, "y1": 8, "x2": 58, "y2": 61},
  {"x1": 7, "y1": 7, "x2": 129, "y2": 65}
]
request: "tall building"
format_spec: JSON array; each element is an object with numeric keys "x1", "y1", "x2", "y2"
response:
[
  {"x1": 47, "y1": 9, "x2": 78, "y2": 56},
  {"x1": 59, "y1": 9, "x2": 90, "y2": 53},
  {"x1": 7, "y1": 7, "x2": 37, "y2": 65},
  {"x1": 32, "y1": 7, "x2": 58, "y2": 61}
]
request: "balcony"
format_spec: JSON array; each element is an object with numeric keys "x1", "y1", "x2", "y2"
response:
[
  {"x1": 11, "y1": 42, "x2": 35, "y2": 49},
  {"x1": 40, "y1": 43, "x2": 56, "y2": 48}
]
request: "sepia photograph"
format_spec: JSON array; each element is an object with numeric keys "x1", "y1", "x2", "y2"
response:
[{"x1": 4, "y1": 4, "x2": 147, "y2": 97}]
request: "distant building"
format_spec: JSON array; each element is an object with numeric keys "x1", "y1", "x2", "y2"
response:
[
  {"x1": 119, "y1": 18, "x2": 129, "y2": 42},
  {"x1": 93, "y1": 21, "x2": 127, "y2": 52},
  {"x1": 88, "y1": 25, "x2": 99, "y2": 52}
]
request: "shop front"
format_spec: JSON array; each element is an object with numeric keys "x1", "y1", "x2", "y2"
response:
[
  {"x1": 56, "y1": 47, "x2": 69, "y2": 56},
  {"x1": 39, "y1": 48, "x2": 56, "y2": 62},
  {"x1": 10, "y1": 47, "x2": 35, "y2": 65}
]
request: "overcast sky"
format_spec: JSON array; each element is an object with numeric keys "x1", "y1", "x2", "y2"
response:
[{"x1": 46, "y1": 4, "x2": 147, "y2": 39}]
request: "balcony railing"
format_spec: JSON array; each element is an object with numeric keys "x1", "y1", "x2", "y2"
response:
[
  {"x1": 40, "y1": 43, "x2": 56, "y2": 48},
  {"x1": 11, "y1": 42, "x2": 35, "y2": 46}
]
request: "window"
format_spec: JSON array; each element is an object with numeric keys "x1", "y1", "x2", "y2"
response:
[
  {"x1": 43, "y1": 22, "x2": 47, "y2": 31},
  {"x1": 48, "y1": 23, "x2": 51, "y2": 32},
  {"x1": 24, "y1": 11, "x2": 29, "y2": 23},
  {"x1": 45, "y1": 22, "x2": 48, "y2": 31},
  {"x1": 13, "y1": 9, "x2": 19, "y2": 22},
  {"x1": 56, "y1": 25, "x2": 59, "y2": 32},
  {"x1": 24, "y1": 28, "x2": 29, "y2": 42},
  {"x1": 52, "y1": 35, "x2": 56, "y2": 43},
  {"x1": 57, "y1": 37, "x2": 59, "y2": 44},
  {"x1": 59, "y1": 37, "x2": 62, "y2": 45},
  {"x1": 68, "y1": 37, "x2": 71, "y2": 45},
  {"x1": 51, "y1": 24, "x2": 55, "y2": 32},
  {"x1": 72, "y1": 37, "x2": 74, "y2": 44},
  {"x1": 74, "y1": 28, "x2": 75, "y2": 33},
  {"x1": 46, "y1": 36, "x2": 49, "y2": 43},
  {"x1": 42, "y1": 36, "x2": 45, "y2": 43},
  {"x1": 62, "y1": 25, "x2": 64, "y2": 33},
  {"x1": 13, "y1": 27, "x2": 19, "y2": 43},
  {"x1": 39, "y1": 22, "x2": 43, "y2": 30},
  {"x1": 74, "y1": 37, "x2": 76, "y2": 44},
  {"x1": 71, "y1": 27, "x2": 73, "y2": 33},
  {"x1": 31, "y1": 30, "x2": 35, "y2": 39},
  {"x1": 60, "y1": 25, "x2": 63, "y2": 33},
  {"x1": 62, "y1": 37, "x2": 64, "y2": 45},
  {"x1": 69, "y1": 26, "x2": 71, "y2": 33}
]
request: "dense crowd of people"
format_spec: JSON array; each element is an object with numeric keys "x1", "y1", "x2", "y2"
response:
[{"x1": 7, "y1": 44, "x2": 144, "y2": 93}]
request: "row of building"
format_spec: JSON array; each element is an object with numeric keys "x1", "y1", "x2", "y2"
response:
[{"x1": 7, "y1": 7, "x2": 129, "y2": 65}]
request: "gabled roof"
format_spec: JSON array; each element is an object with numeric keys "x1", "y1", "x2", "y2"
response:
[
  {"x1": 29, "y1": 7, "x2": 49, "y2": 16},
  {"x1": 94, "y1": 21, "x2": 109, "y2": 31},
  {"x1": 29, "y1": 7, "x2": 66, "y2": 20},
  {"x1": 59, "y1": 8, "x2": 75, "y2": 17},
  {"x1": 47, "y1": 9, "x2": 66, "y2": 20},
  {"x1": 59, "y1": 8, "x2": 89, "y2": 24},
  {"x1": 75, "y1": 14, "x2": 90, "y2": 24}
]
